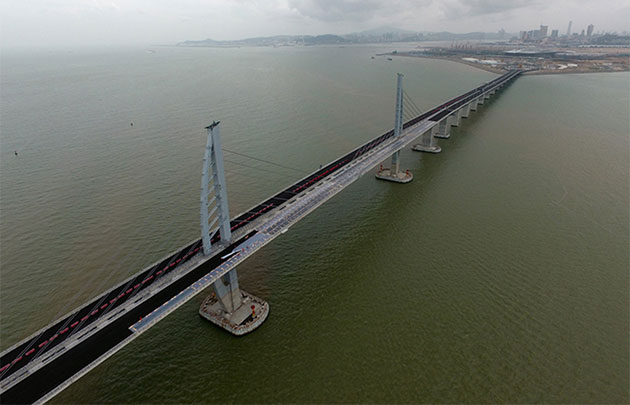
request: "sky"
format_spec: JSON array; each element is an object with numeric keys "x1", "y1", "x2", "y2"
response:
[{"x1": 1, "y1": 0, "x2": 629, "y2": 47}]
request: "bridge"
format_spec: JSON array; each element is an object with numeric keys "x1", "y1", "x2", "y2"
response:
[{"x1": 0, "y1": 69, "x2": 521, "y2": 404}]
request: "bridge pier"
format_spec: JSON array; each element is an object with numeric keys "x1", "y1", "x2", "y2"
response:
[
  {"x1": 470, "y1": 99, "x2": 478, "y2": 111},
  {"x1": 200, "y1": 268, "x2": 269, "y2": 336},
  {"x1": 448, "y1": 109, "x2": 462, "y2": 128},
  {"x1": 478, "y1": 95, "x2": 485, "y2": 105},
  {"x1": 199, "y1": 122, "x2": 269, "y2": 335},
  {"x1": 435, "y1": 117, "x2": 451, "y2": 138},
  {"x1": 412, "y1": 126, "x2": 441, "y2": 153},
  {"x1": 377, "y1": 73, "x2": 413, "y2": 183},
  {"x1": 461, "y1": 103, "x2": 471, "y2": 118}
]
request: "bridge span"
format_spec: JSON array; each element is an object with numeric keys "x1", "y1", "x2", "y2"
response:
[{"x1": 0, "y1": 70, "x2": 521, "y2": 404}]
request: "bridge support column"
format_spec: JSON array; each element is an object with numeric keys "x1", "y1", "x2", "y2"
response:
[
  {"x1": 436, "y1": 117, "x2": 451, "y2": 138},
  {"x1": 449, "y1": 109, "x2": 462, "y2": 128},
  {"x1": 212, "y1": 269, "x2": 242, "y2": 313},
  {"x1": 470, "y1": 99, "x2": 478, "y2": 111},
  {"x1": 376, "y1": 73, "x2": 413, "y2": 183},
  {"x1": 461, "y1": 103, "x2": 471, "y2": 118},
  {"x1": 412, "y1": 125, "x2": 441, "y2": 153},
  {"x1": 199, "y1": 121, "x2": 269, "y2": 336},
  {"x1": 478, "y1": 95, "x2": 485, "y2": 105}
]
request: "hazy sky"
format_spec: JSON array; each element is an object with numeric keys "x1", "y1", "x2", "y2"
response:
[{"x1": 1, "y1": 0, "x2": 628, "y2": 47}]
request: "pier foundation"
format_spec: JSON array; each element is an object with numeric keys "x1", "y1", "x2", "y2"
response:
[
  {"x1": 412, "y1": 126, "x2": 441, "y2": 153},
  {"x1": 200, "y1": 269, "x2": 269, "y2": 336},
  {"x1": 376, "y1": 150, "x2": 413, "y2": 183}
]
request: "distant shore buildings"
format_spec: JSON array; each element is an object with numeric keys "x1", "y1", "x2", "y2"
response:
[{"x1": 517, "y1": 21, "x2": 603, "y2": 44}]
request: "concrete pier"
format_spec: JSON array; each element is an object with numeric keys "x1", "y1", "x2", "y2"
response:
[
  {"x1": 461, "y1": 103, "x2": 471, "y2": 118},
  {"x1": 436, "y1": 118, "x2": 450, "y2": 139},
  {"x1": 375, "y1": 165, "x2": 413, "y2": 183},
  {"x1": 448, "y1": 110, "x2": 461, "y2": 128},
  {"x1": 199, "y1": 289, "x2": 269, "y2": 336},
  {"x1": 412, "y1": 127, "x2": 441, "y2": 153}
]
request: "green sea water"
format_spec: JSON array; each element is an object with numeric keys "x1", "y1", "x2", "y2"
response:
[{"x1": 1, "y1": 44, "x2": 628, "y2": 403}]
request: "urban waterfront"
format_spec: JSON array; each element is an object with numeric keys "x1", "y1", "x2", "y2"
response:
[{"x1": 1, "y1": 45, "x2": 628, "y2": 403}]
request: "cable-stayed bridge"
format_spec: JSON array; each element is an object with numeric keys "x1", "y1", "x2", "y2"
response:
[{"x1": 0, "y1": 70, "x2": 521, "y2": 404}]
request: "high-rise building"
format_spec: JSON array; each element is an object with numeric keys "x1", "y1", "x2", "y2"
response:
[
  {"x1": 567, "y1": 20, "x2": 573, "y2": 36},
  {"x1": 587, "y1": 24, "x2": 594, "y2": 37},
  {"x1": 551, "y1": 29, "x2": 559, "y2": 38},
  {"x1": 540, "y1": 25, "x2": 548, "y2": 38}
]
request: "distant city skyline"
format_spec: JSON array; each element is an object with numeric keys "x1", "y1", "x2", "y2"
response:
[{"x1": 1, "y1": 0, "x2": 628, "y2": 47}]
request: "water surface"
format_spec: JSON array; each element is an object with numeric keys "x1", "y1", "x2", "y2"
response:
[{"x1": 1, "y1": 45, "x2": 628, "y2": 403}]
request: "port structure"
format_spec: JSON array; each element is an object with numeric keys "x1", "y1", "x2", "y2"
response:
[{"x1": 0, "y1": 70, "x2": 521, "y2": 404}]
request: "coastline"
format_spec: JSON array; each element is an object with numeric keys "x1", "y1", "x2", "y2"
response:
[{"x1": 389, "y1": 52, "x2": 630, "y2": 76}]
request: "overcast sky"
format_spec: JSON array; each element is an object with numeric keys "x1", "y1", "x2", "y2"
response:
[{"x1": 1, "y1": 0, "x2": 628, "y2": 47}]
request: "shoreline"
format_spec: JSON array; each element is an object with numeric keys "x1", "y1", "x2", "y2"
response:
[{"x1": 388, "y1": 53, "x2": 630, "y2": 76}]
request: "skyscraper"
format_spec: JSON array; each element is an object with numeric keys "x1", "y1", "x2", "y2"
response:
[
  {"x1": 567, "y1": 20, "x2": 573, "y2": 36},
  {"x1": 540, "y1": 25, "x2": 548, "y2": 38},
  {"x1": 551, "y1": 29, "x2": 559, "y2": 38},
  {"x1": 587, "y1": 24, "x2": 594, "y2": 37}
]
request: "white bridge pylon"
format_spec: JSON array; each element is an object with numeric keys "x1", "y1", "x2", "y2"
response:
[
  {"x1": 199, "y1": 121, "x2": 269, "y2": 335},
  {"x1": 200, "y1": 121, "x2": 232, "y2": 255},
  {"x1": 375, "y1": 73, "x2": 413, "y2": 184}
]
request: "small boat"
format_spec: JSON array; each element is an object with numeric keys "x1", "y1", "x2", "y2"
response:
[{"x1": 387, "y1": 57, "x2": 393, "y2": 61}]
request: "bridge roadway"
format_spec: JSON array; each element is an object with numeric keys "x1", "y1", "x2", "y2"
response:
[{"x1": 0, "y1": 70, "x2": 521, "y2": 403}]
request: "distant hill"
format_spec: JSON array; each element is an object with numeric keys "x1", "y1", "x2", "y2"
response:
[
  {"x1": 178, "y1": 34, "x2": 347, "y2": 47},
  {"x1": 351, "y1": 26, "x2": 417, "y2": 36},
  {"x1": 177, "y1": 28, "x2": 514, "y2": 48}
]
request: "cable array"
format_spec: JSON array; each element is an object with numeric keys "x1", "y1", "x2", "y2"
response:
[
  {"x1": 223, "y1": 148, "x2": 308, "y2": 174},
  {"x1": 402, "y1": 90, "x2": 424, "y2": 120}
]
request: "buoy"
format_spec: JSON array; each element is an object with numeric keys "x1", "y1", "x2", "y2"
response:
[
  {"x1": 130, "y1": 122, "x2": 134, "y2": 127},
  {"x1": 14, "y1": 151, "x2": 18, "y2": 156}
]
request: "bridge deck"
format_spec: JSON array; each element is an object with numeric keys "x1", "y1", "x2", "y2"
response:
[{"x1": 0, "y1": 70, "x2": 521, "y2": 404}]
